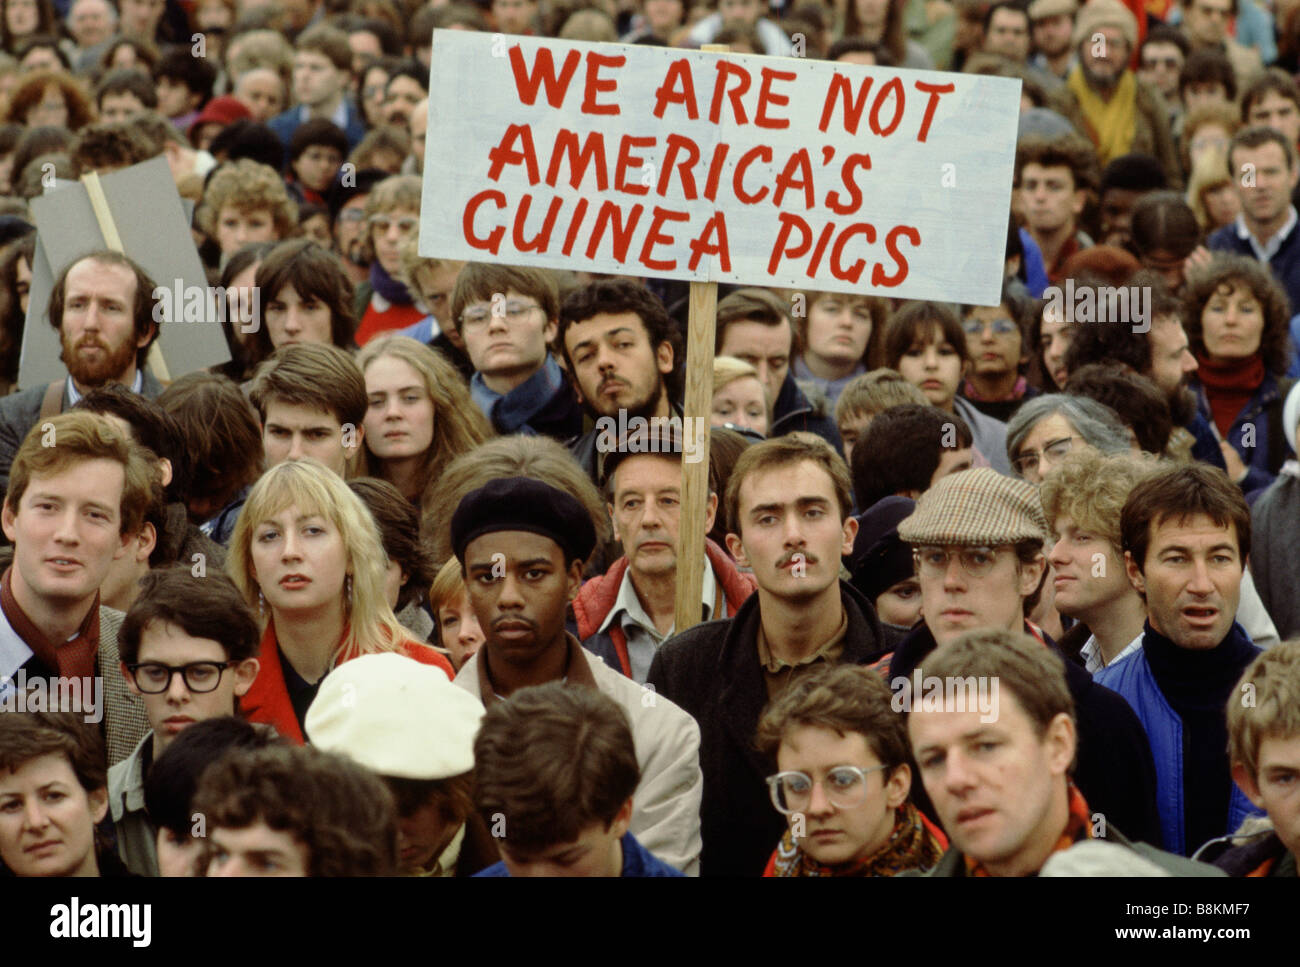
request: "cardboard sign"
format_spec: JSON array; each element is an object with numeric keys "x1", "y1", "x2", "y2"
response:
[
  {"x1": 420, "y1": 31, "x2": 1020, "y2": 304},
  {"x1": 19, "y1": 156, "x2": 231, "y2": 390}
]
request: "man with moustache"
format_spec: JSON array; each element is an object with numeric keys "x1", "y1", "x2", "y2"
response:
[
  {"x1": 557, "y1": 279, "x2": 683, "y2": 484},
  {"x1": 0, "y1": 251, "x2": 162, "y2": 499},
  {"x1": 449, "y1": 476, "x2": 703, "y2": 874},
  {"x1": 648, "y1": 433, "x2": 889, "y2": 876}
]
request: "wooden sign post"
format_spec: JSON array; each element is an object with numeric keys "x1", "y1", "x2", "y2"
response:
[
  {"x1": 416, "y1": 30, "x2": 1022, "y2": 633},
  {"x1": 673, "y1": 279, "x2": 717, "y2": 633},
  {"x1": 672, "y1": 42, "x2": 727, "y2": 635}
]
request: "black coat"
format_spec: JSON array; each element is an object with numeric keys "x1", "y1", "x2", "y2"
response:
[
  {"x1": 647, "y1": 580, "x2": 888, "y2": 877},
  {"x1": 889, "y1": 621, "x2": 1164, "y2": 849}
]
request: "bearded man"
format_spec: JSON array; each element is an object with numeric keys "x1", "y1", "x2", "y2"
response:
[{"x1": 0, "y1": 251, "x2": 163, "y2": 497}]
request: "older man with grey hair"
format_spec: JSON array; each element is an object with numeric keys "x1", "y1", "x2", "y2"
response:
[
  {"x1": 887, "y1": 466, "x2": 1163, "y2": 846},
  {"x1": 65, "y1": 0, "x2": 118, "y2": 74},
  {"x1": 1005, "y1": 392, "x2": 1133, "y2": 483}
]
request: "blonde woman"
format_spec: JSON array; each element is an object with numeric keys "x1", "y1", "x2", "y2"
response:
[
  {"x1": 711, "y1": 355, "x2": 770, "y2": 438},
  {"x1": 1186, "y1": 147, "x2": 1240, "y2": 235},
  {"x1": 357, "y1": 334, "x2": 493, "y2": 526},
  {"x1": 227, "y1": 458, "x2": 453, "y2": 743}
]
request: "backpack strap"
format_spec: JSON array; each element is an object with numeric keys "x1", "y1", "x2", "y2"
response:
[
  {"x1": 38, "y1": 379, "x2": 64, "y2": 420},
  {"x1": 1268, "y1": 377, "x2": 1296, "y2": 475}
]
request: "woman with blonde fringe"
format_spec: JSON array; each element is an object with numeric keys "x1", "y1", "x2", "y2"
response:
[
  {"x1": 357, "y1": 334, "x2": 493, "y2": 531},
  {"x1": 227, "y1": 458, "x2": 453, "y2": 743}
]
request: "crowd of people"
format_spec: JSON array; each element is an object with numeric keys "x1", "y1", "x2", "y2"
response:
[{"x1": 0, "y1": 0, "x2": 1298, "y2": 882}]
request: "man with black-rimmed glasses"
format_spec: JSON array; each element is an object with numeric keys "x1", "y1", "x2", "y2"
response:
[
  {"x1": 109, "y1": 567, "x2": 261, "y2": 876},
  {"x1": 887, "y1": 467, "x2": 1163, "y2": 846}
]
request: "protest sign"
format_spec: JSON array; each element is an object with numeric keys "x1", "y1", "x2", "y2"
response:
[
  {"x1": 19, "y1": 156, "x2": 231, "y2": 390},
  {"x1": 419, "y1": 30, "x2": 1021, "y2": 304}
]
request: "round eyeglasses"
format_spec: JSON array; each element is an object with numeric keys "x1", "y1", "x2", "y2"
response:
[{"x1": 912, "y1": 545, "x2": 1011, "y2": 580}]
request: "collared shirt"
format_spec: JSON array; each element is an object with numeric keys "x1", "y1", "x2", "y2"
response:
[
  {"x1": 757, "y1": 608, "x2": 849, "y2": 700},
  {"x1": 107, "y1": 733, "x2": 159, "y2": 876},
  {"x1": 412, "y1": 823, "x2": 466, "y2": 878},
  {"x1": 66, "y1": 369, "x2": 144, "y2": 407},
  {"x1": 1081, "y1": 630, "x2": 1144, "y2": 675},
  {"x1": 596, "y1": 564, "x2": 718, "y2": 683},
  {"x1": 0, "y1": 598, "x2": 35, "y2": 701},
  {"x1": 1234, "y1": 206, "x2": 1299, "y2": 263},
  {"x1": 297, "y1": 99, "x2": 350, "y2": 131}
]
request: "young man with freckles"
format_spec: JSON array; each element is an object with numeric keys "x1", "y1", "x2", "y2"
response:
[
  {"x1": 648, "y1": 432, "x2": 888, "y2": 877},
  {"x1": 448, "y1": 475, "x2": 702, "y2": 875}
]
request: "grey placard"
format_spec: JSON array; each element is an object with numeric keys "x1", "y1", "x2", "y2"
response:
[{"x1": 18, "y1": 155, "x2": 231, "y2": 390}]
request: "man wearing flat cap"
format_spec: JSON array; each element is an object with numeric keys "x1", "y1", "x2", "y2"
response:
[
  {"x1": 448, "y1": 476, "x2": 704, "y2": 875},
  {"x1": 888, "y1": 468, "x2": 1163, "y2": 847},
  {"x1": 306, "y1": 653, "x2": 501, "y2": 877},
  {"x1": 1048, "y1": 0, "x2": 1182, "y2": 186}
]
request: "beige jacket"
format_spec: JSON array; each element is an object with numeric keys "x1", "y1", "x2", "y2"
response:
[{"x1": 455, "y1": 636, "x2": 704, "y2": 875}]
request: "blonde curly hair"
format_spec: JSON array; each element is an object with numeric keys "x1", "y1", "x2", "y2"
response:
[{"x1": 1038, "y1": 447, "x2": 1161, "y2": 551}]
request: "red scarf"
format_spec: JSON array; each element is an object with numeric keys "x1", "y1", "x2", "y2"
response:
[
  {"x1": 0, "y1": 566, "x2": 99, "y2": 681},
  {"x1": 1196, "y1": 352, "x2": 1265, "y2": 440},
  {"x1": 964, "y1": 784, "x2": 1093, "y2": 876}
]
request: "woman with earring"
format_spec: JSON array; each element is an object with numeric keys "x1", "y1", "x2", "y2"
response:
[{"x1": 227, "y1": 458, "x2": 453, "y2": 743}]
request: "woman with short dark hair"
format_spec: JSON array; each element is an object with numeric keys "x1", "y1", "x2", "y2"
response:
[
  {"x1": 1184, "y1": 254, "x2": 1295, "y2": 495},
  {"x1": 0, "y1": 711, "x2": 127, "y2": 877}
]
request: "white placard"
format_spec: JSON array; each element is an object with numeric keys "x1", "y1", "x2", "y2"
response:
[{"x1": 420, "y1": 30, "x2": 1021, "y2": 305}]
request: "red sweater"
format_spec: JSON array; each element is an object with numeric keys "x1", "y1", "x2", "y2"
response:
[
  {"x1": 353, "y1": 297, "x2": 424, "y2": 346},
  {"x1": 240, "y1": 620, "x2": 453, "y2": 743}
]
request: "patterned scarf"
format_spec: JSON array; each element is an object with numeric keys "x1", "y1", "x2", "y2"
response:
[
  {"x1": 769, "y1": 802, "x2": 946, "y2": 877},
  {"x1": 964, "y1": 784, "x2": 1093, "y2": 877}
]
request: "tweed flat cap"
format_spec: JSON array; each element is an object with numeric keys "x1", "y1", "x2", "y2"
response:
[
  {"x1": 897, "y1": 468, "x2": 1050, "y2": 546},
  {"x1": 306, "y1": 653, "x2": 483, "y2": 780}
]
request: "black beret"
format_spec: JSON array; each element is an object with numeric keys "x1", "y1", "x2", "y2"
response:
[
  {"x1": 847, "y1": 496, "x2": 917, "y2": 602},
  {"x1": 450, "y1": 477, "x2": 597, "y2": 566}
]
